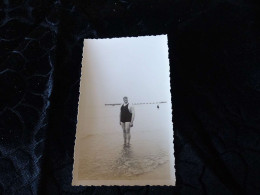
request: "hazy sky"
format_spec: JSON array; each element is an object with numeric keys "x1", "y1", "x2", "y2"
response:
[{"x1": 80, "y1": 35, "x2": 171, "y2": 107}]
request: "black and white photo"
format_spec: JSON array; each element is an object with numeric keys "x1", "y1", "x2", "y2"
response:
[{"x1": 72, "y1": 35, "x2": 175, "y2": 186}]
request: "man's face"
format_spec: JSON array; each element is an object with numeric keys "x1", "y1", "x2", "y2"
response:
[{"x1": 123, "y1": 97, "x2": 128, "y2": 104}]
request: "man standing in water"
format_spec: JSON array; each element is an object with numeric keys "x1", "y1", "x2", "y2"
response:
[{"x1": 120, "y1": 97, "x2": 135, "y2": 146}]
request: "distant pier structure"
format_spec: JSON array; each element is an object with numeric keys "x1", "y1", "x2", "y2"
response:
[
  {"x1": 105, "y1": 101, "x2": 167, "y2": 106},
  {"x1": 104, "y1": 103, "x2": 121, "y2": 106}
]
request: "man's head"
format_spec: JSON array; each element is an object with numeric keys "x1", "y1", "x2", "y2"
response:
[{"x1": 123, "y1": 96, "x2": 128, "y2": 104}]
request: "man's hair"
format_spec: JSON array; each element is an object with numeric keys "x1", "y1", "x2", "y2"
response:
[{"x1": 123, "y1": 96, "x2": 128, "y2": 99}]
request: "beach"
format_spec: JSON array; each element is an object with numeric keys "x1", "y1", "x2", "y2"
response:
[{"x1": 77, "y1": 104, "x2": 174, "y2": 181}]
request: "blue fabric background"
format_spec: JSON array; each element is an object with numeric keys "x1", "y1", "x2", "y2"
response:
[{"x1": 0, "y1": 0, "x2": 259, "y2": 194}]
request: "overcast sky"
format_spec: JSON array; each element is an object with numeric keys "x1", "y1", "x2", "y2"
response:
[{"x1": 80, "y1": 35, "x2": 171, "y2": 107}]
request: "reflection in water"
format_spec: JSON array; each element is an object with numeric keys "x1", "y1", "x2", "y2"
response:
[
  {"x1": 113, "y1": 144, "x2": 142, "y2": 177},
  {"x1": 112, "y1": 144, "x2": 134, "y2": 177},
  {"x1": 121, "y1": 144, "x2": 133, "y2": 159},
  {"x1": 112, "y1": 144, "x2": 168, "y2": 178}
]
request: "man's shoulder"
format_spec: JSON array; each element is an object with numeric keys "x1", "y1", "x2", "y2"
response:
[{"x1": 129, "y1": 104, "x2": 135, "y2": 109}]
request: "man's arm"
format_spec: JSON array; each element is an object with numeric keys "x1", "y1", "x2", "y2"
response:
[
  {"x1": 119, "y1": 110, "x2": 121, "y2": 125},
  {"x1": 130, "y1": 106, "x2": 135, "y2": 123}
]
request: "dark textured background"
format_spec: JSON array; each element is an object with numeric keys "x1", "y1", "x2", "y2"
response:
[{"x1": 0, "y1": 0, "x2": 259, "y2": 194}]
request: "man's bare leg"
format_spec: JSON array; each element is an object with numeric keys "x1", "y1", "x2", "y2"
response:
[
  {"x1": 125, "y1": 122, "x2": 131, "y2": 145},
  {"x1": 121, "y1": 122, "x2": 127, "y2": 145}
]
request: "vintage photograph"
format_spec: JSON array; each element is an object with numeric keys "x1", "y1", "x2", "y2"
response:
[{"x1": 72, "y1": 35, "x2": 175, "y2": 186}]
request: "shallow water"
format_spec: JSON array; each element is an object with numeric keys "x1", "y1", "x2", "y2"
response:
[{"x1": 77, "y1": 104, "x2": 174, "y2": 180}]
